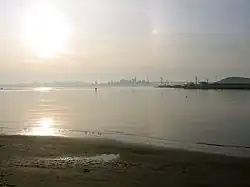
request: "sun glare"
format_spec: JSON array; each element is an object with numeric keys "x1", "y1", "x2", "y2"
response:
[
  {"x1": 22, "y1": 5, "x2": 70, "y2": 58},
  {"x1": 40, "y1": 118, "x2": 53, "y2": 129},
  {"x1": 152, "y1": 28, "x2": 160, "y2": 35},
  {"x1": 31, "y1": 118, "x2": 55, "y2": 136}
]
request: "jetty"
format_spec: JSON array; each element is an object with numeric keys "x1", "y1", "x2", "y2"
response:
[{"x1": 156, "y1": 77, "x2": 250, "y2": 90}]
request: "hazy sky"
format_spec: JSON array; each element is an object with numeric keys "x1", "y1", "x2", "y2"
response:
[{"x1": 0, "y1": 0, "x2": 250, "y2": 83}]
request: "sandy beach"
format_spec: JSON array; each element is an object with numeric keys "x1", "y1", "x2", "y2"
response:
[{"x1": 1, "y1": 135, "x2": 250, "y2": 187}]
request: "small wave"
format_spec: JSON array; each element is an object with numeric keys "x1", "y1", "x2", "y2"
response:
[{"x1": 197, "y1": 142, "x2": 250, "y2": 149}]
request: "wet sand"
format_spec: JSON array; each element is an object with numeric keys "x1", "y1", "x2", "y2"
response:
[{"x1": 1, "y1": 135, "x2": 250, "y2": 187}]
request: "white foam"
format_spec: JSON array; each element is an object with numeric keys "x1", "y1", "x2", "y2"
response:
[{"x1": 49, "y1": 154, "x2": 120, "y2": 163}]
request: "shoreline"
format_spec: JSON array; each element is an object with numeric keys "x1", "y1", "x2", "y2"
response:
[
  {"x1": 2, "y1": 129, "x2": 250, "y2": 158},
  {"x1": 1, "y1": 135, "x2": 250, "y2": 186}
]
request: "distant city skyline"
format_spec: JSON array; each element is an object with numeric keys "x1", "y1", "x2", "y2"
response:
[{"x1": 0, "y1": 0, "x2": 250, "y2": 83}]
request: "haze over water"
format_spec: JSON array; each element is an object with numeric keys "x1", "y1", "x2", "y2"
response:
[{"x1": 1, "y1": 87, "x2": 250, "y2": 157}]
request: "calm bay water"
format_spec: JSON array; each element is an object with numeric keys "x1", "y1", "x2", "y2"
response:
[{"x1": 1, "y1": 87, "x2": 250, "y2": 156}]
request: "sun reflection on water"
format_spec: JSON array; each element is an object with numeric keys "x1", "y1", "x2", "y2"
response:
[
  {"x1": 34, "y1": 87, "x2": 52, "y2": 92},
  {"x1": 24, "y1": 117, "x2": 61, "y2": 136}
]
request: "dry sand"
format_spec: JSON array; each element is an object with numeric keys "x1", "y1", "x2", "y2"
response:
[{"x1": 1, "y1": 135, "x2": 250, "y2": 187}]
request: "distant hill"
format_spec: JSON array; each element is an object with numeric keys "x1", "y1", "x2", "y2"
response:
[{"x1": 217, "y1": 77, "x2": 250, "y2": 84}]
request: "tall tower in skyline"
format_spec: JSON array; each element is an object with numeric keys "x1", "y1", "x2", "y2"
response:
[{"x1": 160, "y1": 77, "x2": 163, "y2": 84}]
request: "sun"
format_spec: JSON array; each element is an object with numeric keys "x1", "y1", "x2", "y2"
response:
[
  {"x1": 22, "y1": 5, "x2": 70, "y2": 58},
  {"x1": 152, "y1": 28, "x2": 160, "y2": 35}
]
